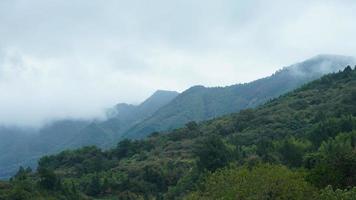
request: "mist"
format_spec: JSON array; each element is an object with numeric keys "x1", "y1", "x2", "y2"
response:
[{"x1": 1, "y1": 0, "x2": 356, "y2": 127}]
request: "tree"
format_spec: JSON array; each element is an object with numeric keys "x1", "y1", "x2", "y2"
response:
[
  {"x1": 37, "y1": 167, "x2": 61, "y2": 190},
  {"x1": 86, "y1": 174, "x2": 101, "y2": 196},
  {"x1": 344, "y1": 65, "x2": 352, "y2": 73},
  {"x1": 115, "y1": 139, "x2": 135, "y2": 158},
  {"x1": 275, "y1": 137, "x2": 310, "y2": 167},
  {"x1": 186, "y1": 121, "x2": 198, "y2": 131},
  {"x1": 233, "y1": 109, "x2": 255, "y2": 132},
  {"x1": 194, "y1": 135, "x2": 232, "y2": 172},
  {"x1": 13, "y1": 166, "x2": 28, "y2": 181}
]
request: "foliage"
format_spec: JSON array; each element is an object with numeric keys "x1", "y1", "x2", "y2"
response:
[
  {"x1": 194, "y1": 135, "x2": 232, "y2": 172},
  {"x1": 306, "y1": 131, "x2": 356, "y2": 189},
  {"x1": 319, "y1": 186, "x2": 356, "y2": 200},
  {"x1": 185, "y1": 164, "x2": 317, "y2": 200}
]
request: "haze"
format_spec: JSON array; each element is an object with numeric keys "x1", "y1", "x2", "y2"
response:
[{"x1": 1, "y1": 0, "x2": 356, "y2": 127}]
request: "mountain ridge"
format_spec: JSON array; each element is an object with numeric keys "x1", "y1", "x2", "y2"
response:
[{"x1": 122, "y1": 54, "x2": 356, "y2": 139}]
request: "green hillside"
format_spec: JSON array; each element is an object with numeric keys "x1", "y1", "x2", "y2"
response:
[
  {"x1": 1, "y1": 66, "x2": 355, "y2": 199},
  {"x1": 123, "y1": 54, "x2": 356, "y2": 139}
]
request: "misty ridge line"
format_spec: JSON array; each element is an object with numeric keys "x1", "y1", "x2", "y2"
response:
[
  {"x1": 0, "y1": 54, "x2": 355, "y2": 131},
  {"x1": 2, "y1": 0, "x2": 356, "y2": 128}
]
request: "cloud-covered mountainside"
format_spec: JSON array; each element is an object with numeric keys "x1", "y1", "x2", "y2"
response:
[
  {"x1": 0, "y1": 90, "x2": 179, "y2": 179},
  {"x1": 122, "y1": 54, "x2": 356, "y2": 139},
  {"x1": 0, "y1": 54, "x2": 354, "y2": 179}
]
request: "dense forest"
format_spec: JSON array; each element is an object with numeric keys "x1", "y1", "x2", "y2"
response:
[{"x1": 1, "y1": 66, "x2": 356, "y2": 199}]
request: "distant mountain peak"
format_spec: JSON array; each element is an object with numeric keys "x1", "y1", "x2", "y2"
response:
[
  {"x1": 184, "y1": 85, "x2": 206, "y2": 93},
  {"x1": 114, "y1": 103, "x2": 134, "y2": 109},
  {"x1": 287, "y1": 54, "x2": 356, "y2": 77},
  {"x1": 140, "y1": 90, "x2": 179, "y2": 108},
  {"x1": 153, "y1": 89, "x2": 179, "y2": 94},
  {"x1": 310, "y1": 54, "x2": 355, "y2": 60},
  {"x1": 299, "y1": 54, "x2": 355, "y2": 65},
  {"x1": 149, "y1": 90, "x2": 179, "y2": 98}
]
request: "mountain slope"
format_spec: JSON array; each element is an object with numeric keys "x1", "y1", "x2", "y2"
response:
[
  {"x1": 102, "y1": 90, "x2": 179, "y2": 135},
  {"x1": 0, "y1": 120, "x2": 90, "y2": 179},
  {"x1": 0, "y1": 90, "x2": 178, "y2": 179},
  {"x1": 123, "y1": 54, "x2": 356, "y2": 139},
  {"x1": 67, "y1": 90, "x2": 179, "y2": 148},
  {"x1": 4, "y1": 66, "x2": 355, "y2": 199}
]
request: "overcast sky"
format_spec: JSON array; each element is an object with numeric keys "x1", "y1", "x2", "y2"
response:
[{"x1": 0, "y1": 0, "x2": 356, "y2": 127}]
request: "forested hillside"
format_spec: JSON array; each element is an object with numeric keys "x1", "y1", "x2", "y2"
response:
[
  {"x1": 123, "y1": 54, "x2": 355, "y2": 139},
  {"x1": 1, "y1": 66, "x2": 355, "y2": 199}
]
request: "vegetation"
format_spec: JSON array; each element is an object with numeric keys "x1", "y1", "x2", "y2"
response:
[
  {"x1": 0, "y1": 66, "x2": 356, "y2": 199},
  {"x1": 186, "y1": 164, "x2": 317, "y2": 200}
]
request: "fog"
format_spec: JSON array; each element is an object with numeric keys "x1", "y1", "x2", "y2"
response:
[{"x1": 1, "y1": 0, "x2": 356, "y2": 127}]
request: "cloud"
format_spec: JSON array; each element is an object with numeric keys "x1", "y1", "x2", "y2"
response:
[{"x1": 0, "y1": 0, "x2": 356, "y2": 126}]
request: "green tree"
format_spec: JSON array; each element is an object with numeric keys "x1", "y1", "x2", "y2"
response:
[
  {"x1": 13, "y1": 166, "x2": 28, "y2": 181},
  {"x1": 86, "y1": 174, "x2": 101, "y2": 196},
  {"x1": 275, "y1": 137, "x2": 311, "y2": 167},
  {"x1": 37, "y1": 167, "x2": 61, "y2": 190},
  {"x1": 186, "y1": 164, "x2": 317, "y2": 200},
  {"x1": 194, "y1": 135, "x2": 232, "y2": 172},
  {"x1": 186, "y1": 121, "x2": 198, "y2": 131}
]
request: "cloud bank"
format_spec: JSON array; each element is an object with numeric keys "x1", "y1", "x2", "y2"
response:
[{"x1": 0, "y1": 0, "x2": 356, "y2": 126}]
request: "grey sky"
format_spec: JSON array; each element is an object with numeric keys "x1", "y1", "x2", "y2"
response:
[{"x1": 0, "y1": 0, "x2": 356, "y2": 127}]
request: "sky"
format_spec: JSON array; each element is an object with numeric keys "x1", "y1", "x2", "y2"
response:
[{"x1": 0, "y1": 0, "x2": 356, "y2": 127}]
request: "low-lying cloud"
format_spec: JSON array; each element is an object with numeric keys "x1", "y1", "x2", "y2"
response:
[{"x1": 1, "y1": 0, "x2": 356, "y2": 127}]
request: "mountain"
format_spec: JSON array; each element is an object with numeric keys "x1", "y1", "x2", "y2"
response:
[
  {"x1": 67, "y1": 90, "x2": 179, "y2": 148},
  {"x1": 103, "y1": 90, "x2": 179, "y2": 135},
  {"x1": 123, "y1": 54, "x2": 356, "y2": 139},
  {"x1": 2, "y1": 66, "x2": 355, "y2": 199},
  {"x1": 0, "y1": 90, "x2": 178, "y2": 179},
  {"x1": 0, "y1": 119, "x2": 91, "y2": 179}
]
